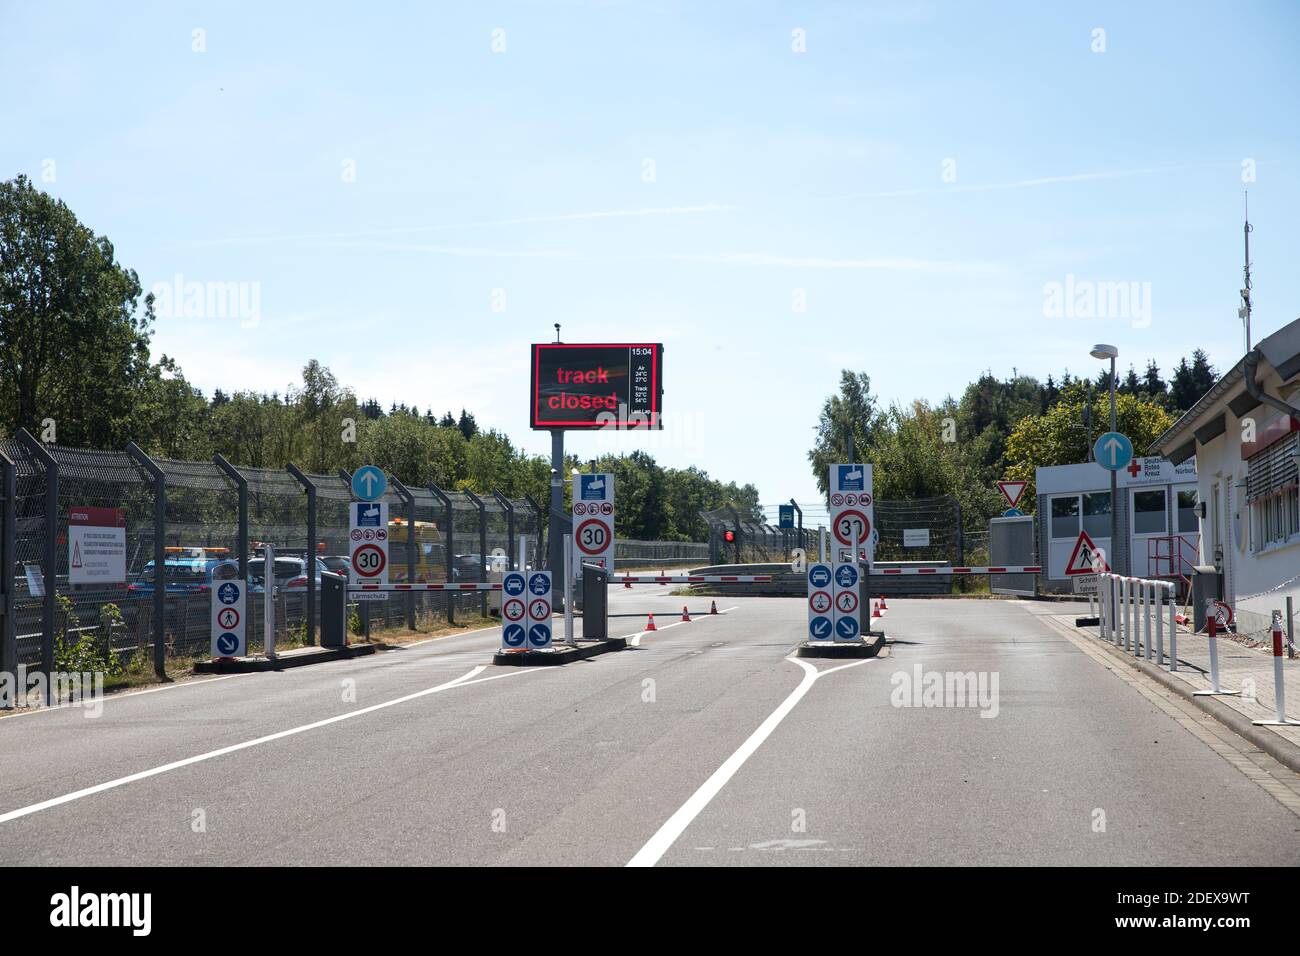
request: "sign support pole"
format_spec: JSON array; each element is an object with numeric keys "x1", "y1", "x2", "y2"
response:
[
  {"x1": 264, "y1": 542, "x2": 276, "y2": 660},
  {"x1": 548, "y1": 430, "x2": 566, "y2": 607},
  {"x1": 564, "y1": 533, "x2": 575, "y2": 645}
]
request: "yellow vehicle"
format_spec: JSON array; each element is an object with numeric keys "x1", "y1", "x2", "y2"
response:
[{"x1": 386, "y1": 517, "x2": 445, "y2": 583}]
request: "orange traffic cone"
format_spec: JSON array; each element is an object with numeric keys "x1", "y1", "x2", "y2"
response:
[
  {"x1": 681, "y1": 605, "x2": 691, "y2": 622},
  {"x1": 645, "y1": 614, "x2": 657, "y2": 631},
  {"x1": 878, "y1": 595, "x2": 888, "y2": 610},
  {"x1": 872, "y1": 604, "x2": 882, "y2": 618},
  {"x1": 710, "y1": 600, "x2": 718, "y2": 615}
]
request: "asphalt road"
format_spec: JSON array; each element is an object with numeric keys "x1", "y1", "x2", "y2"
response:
[{"x1": 1, "y1": 589, "x2": 1297, "y2": 866}]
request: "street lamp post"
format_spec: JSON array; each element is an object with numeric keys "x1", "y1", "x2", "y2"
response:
[{"x1": 1091, "y1": 344, "x2": 1120, "y2": 575}]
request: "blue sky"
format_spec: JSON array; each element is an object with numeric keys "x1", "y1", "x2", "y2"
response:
[{"x1": 4, "y1": 0, "x2": 1298, "y2": 516}]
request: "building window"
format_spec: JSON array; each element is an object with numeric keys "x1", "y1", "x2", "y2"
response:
[
  {"x1": 1133, "y1": 489, "x2": 1168, "y2": 535},
  {"x1": 1050, "y1": 496, "x2": 1080, "y2": 539},
  {"x1": 1177, "y1": 490, "x2": 1199, "y2": 534},
  {"x1": 1082, "y1": 492, "x2": 1111, "y2": 539},
  {"x1": 1246, "y1": 432, "x2": 1300, "y2": 551}
]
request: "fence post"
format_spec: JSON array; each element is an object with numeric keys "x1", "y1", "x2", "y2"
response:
[
  {"x1": 126, "y1": 443, "x2": 167, "y2": 679},
  {"x1": 1154, "y1": 582, "x2": 1164, "y2": 665},
  {"x1": 463, "y1": 489, "x2": 488, "y2": 617},
  {"x1": 390, "y1": 478, "x2": 418, "y2": 631},
  {"x1": 428, "y1": 484, "x2": 454, "y2": 625},
  {"x1": 492, "y1": 490, "x2": 516, "y2": 572},
  {"x1": 286, "y1": 463, "x2": 318, "y2": 646},
  {"x1": 0, "y1": 446, "x2": 15, "y2": 697},
  {"x1": 212, "y1": 454, "x2": 249, "y2": 582},
  {"x1": 726, "y1": 504, "x2": 742, "y2": 564},
  {"x1": 17, "y1": 429, "x2": 58, "y2": 698},
  {"x1": 523, "y1": 494, "x2": 545, "y2": 572}
]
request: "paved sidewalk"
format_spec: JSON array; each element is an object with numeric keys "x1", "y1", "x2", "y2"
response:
[{"x1": 1056, "y1": 607, "x2": 1300, "y2": 758}]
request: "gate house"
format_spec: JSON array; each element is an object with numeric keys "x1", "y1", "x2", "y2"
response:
[{"x1": 1035, "y1": 457, "x2": 1199, "y2": 591}]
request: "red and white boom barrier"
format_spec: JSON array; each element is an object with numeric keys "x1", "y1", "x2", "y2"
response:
[
  {"x1": 350, "y1": 582, "x2": 503, "y2": 591},
  {"x1": 617, "y1": 574, "x2": 773, "y2": 585},
  {"x1": 875, "y1": 565, "x2": 1041, "y2": 575}
]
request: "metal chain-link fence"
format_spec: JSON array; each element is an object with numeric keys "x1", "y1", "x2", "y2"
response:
[{"x1": 0, "y1": 431, "x2": 571, "y2": 695}]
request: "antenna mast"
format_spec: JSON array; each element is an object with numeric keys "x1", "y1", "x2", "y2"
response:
[{"x1": 1239, "y1": 192, "x2": 1253, "y2": 353}]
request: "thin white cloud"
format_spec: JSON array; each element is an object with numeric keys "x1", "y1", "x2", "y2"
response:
[
  {"x1": 177, "y1": 203, "x2": 737, "y2": 247},
  {"x1": 661, "y1": 252, "x2": 1000, "y2": 273},
  {"x1": 837, "y1": 161, "x2": 1231, "y2": 201}
]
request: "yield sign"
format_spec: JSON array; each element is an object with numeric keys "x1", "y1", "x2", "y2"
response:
[
  {"x1": 1065, "y1": 530, "x2": 1109, "y2": 575},
  {"x1": 997, "y1": 480, "x2": 1027, "y2": 508}
]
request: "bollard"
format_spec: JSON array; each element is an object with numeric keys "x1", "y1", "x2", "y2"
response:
[
  {"x1": 1194, "y1": 602, "x2": 1239, "y2": 697},
  {"x1": 1252, "y1": 611, "x2": 1298, "y2": 726}
]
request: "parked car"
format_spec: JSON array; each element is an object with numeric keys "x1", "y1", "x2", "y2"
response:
[
  {"x1": 319, "y1": 555, "x2": 352, "y2": 575},
  {"x1": 127, "y1": 547, "x2": 240, "y2": 597},
  {"x1": 248, "y1": 555, "x2": 331, "y2": 593}
]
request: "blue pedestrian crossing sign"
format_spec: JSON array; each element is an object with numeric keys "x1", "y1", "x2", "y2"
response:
[
  {"x1": 351, "y1": 465, "x2": 387, "y2": 502},
  {"x1": 1094, "y1": 431, "x2": 1134, "y2": 472}
]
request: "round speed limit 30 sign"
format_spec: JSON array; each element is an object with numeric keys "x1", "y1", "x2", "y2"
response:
[
  {"x1": 352, "y1": 542, "x2": 387, "y2": 578},
  {"x1": 832, "y1": 509, "x2": 871, "y2": 547},
  {"x1": 575, "y1": 518, "x2": 611, "y2": 556}
]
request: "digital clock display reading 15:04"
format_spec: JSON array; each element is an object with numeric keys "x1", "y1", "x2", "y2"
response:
[{"x1": 530, "y1": 343, "x2": 663, "y2": 430}]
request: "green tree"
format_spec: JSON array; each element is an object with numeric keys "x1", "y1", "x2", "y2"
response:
[
  {"x1": 0, "y1": 175, "x2": 156, "y2": 446},
  {"x1": 808, "y1": 371, "x2": 884, "y2": 494},
  {"x1": 1003, "y1": 393, "x2": 1175, "y2": 508}
]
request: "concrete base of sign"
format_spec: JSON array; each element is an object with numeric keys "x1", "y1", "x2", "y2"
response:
[
  {"x1": 493, "y1": 636, "x2": 627, "y2": 667},
  {"x1": 195, "y1": 643, "x2": 378, "y2": 673},
  {"x1": 796, "y1": 633, "x2": 885, "y2": 659},
  {"x1": 1074, "y1": 616, "x2": 1100, "y2": 627}
]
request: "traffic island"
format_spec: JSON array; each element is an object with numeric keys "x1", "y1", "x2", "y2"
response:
[
  {"x1": 796, "y1": 632, "x2": 886, "y2": 659},
  {"x1": 195, "y1": 643, "x2": 379, "y2": 673},
  {"x1": 493, "y1": 637, "x2": 627, "y2": 666}
]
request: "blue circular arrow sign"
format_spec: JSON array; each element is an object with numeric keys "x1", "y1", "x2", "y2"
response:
[
  {"x1": 809, "y1": 615, "x2": 833, "y2": 640},
  {"x1": 835, "y1": 616, "x2": 860, "y2": 640},
  {"x1": 528, "y1": 623, "x2": 552, "y2": 647},
  {"x1": 216, "y1": 632, "x2": 240, "y2": 655},
  {"x1": 351, "y1": 465, "x2": 387, "y2": 502},
  {"x1": 1094, "y1": 431, "x2": 1134, "y2": 472},
  {"x1": 502, "y1": 623, "x2": 526, "y2": 647}
]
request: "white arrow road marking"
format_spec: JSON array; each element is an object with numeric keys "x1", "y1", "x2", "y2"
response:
[
  {"x1": 0, "y1": 664, "x2": 542, "y2": 825},
  {"x1": 626, "y1": 655, "x2": 876, "y2": 867}
]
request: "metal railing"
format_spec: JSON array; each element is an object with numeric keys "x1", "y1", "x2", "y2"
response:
[{"x1": 1096, "y1": 572, "x2": 1179, "y2": 669}]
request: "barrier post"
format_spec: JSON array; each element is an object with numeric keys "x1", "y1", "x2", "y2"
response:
[
  {"x1": 263, "y1": 542, "x2": 277, "y2": 659},
  {"x1": 1141, "y1": 581, "x2": 1152, "y2": 660},
  {"x1": 1253, "y1": 610, "x2": 1297, "y2": 726},
  {"x1": 1121, "y1": 577, "x2": 1131, "y2": 652},
  {"x1": 563, "y1": 533, "x2": 575, "y2": 646},
  {"x1": 1159, "y1": 582, "x2": 1170, "y2": 665},
  {"x1": 1168, "y1": 585, "x2": 1178, "y2": 671},
  {"x1": 1194, "y1": 601, "x2": 1238, "y2": 696}
]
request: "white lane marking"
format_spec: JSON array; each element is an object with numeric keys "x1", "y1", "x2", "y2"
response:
[
  {"x1": 626, "y1": 655, "x2": 873, "y2": 867},
  {"x1": 629, "y1": 606, "x2": 737, "y2": 647},
  {"x1": 0, "y1": 664, "x2": 541, "y2": 825}
]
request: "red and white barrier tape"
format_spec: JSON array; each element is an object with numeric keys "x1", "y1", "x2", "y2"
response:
[
  {"x1": 350, "y1": 582, "x2": 502, "y2": 591},
  {"x1": 875, "y1": 566, "x2": 1041, "y2": 576},
  {"x1": 616, "y1": 575, "x2": 774, "y2": 584}
]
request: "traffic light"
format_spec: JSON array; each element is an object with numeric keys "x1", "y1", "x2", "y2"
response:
[{"x1": 723, "y1": 529, "x2": 735, "y2": 543}]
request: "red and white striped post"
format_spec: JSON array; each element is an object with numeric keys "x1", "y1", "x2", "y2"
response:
[
  {"x1": 1253, "y1": 610, "x2": 1298, "y2": 726},
  {"x1": 1194, "y1": 600, "x2": 1239, "y2": 697}
]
